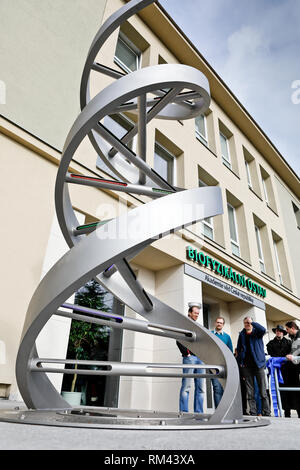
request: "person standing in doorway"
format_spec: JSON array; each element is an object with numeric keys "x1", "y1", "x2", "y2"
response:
[
  {"x1": 211, "y1": 317, "x2": 233, "y2": 408},
  {"x1": 236, "y1": 316, "x2": 270, "y2": 416},
  {"x1": 176, "y1": 305, "x2": 204, "y2": 414}
]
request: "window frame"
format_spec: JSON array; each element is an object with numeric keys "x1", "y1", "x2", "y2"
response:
[
  {"x1": 195, "y1": 114, "x2": 208, "y2": 147},
  {"x1": 273, "y1": 239, "x2": 283, "y2": 285},
  {"x1": 154, "y1": 142, "x2": 175, "y2": 186},
  {"x1": 245, "y1": 159, "x2": 252, "y2": 188},
  {"x1": 114, "y1": 32, "x2": 141, "y2": 74},
  {"x1": 227, "y1": 203, "x2": 240, "y2": 256},
  {"x1": 220, "y1": 131, "x2": 231, "y2": 169},
  {"x1": 198, "y1": 178, "x2": 214, "y2": 240},
  {"x1": 292, "y1": 202, "x2": 300, "y2": 229},
  {"x1": 262, "y1": 176, "x2": 269, "y2": 204},
  {"x1": 254, "y1": 225, "x2": 266, "y2": 273}
]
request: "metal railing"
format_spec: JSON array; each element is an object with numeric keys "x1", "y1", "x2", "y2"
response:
[{"x1": 269, "y1": 356, "x2": 300, "y2": 417}]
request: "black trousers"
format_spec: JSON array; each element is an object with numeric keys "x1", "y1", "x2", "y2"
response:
[
  {"x1": 281, "y1": 362, "x2": 300, "y2": 413},
  {"x1": 241, "y1": 366, "x2": 270, "y2": 416}
]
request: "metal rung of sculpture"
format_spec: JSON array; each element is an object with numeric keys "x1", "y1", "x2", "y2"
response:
[{"x1": 12, "y1": 0, "x2": 269, "y2": 429}]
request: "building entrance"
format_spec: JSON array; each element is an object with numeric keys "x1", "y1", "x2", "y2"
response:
[
  {"x1": 61, "y1": 280, "x2": 124, "y2": 407},
  {"x1": 203, "y1": 303, "x2": 210, "y2": 329}
]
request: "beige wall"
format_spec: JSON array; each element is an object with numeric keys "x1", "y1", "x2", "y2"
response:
[
  {"x1": 0, "y1": 132, "x2": 57, "y2": 396},
  {"x1": 0, "y1": 0, "x2": 107, "y2": 150}
]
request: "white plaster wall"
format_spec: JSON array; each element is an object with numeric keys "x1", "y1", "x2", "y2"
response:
[
  {"x1": 118, "y1": 267, "x2": 155, "y2": 410},
  {"x1": 151, "y1": 266, "x2": 206, "y2": 413}
]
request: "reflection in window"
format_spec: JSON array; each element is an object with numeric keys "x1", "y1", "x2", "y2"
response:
[
  {"x1": 114, "y1": 33, "x2": 141, "y2": 73},
  {"x1": 103, "y1": 113, "x2": 135, "y2": 152},
  {"x1": 292, "y1": 202, "x2": 300, "y2": 228},
  {"x1": 61, "y1": 280, "x2": 124, "y2": 408}
]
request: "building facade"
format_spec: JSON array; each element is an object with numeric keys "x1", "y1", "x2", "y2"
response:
[{"x1": 0, "y1": 0, "x2": 299, "y2": 412}]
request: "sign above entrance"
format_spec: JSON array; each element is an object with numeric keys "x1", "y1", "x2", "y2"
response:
[
  {"x1": 186, "y1": 246, "x2": 266, "y2": 299},
  {"x1": 184, "y1": 263, "x2": 266, "y2": 311}
]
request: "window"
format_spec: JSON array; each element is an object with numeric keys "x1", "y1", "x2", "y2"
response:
[
  {"x1": 271, "y1": 231, "x2": 291, "y2": 288},
  {"x1": 273, "y1": 240, "x2": 283, "y2": 284},
  {"x1": 262, "y1": 176, "x2": 269, "y2": 204},
  {"x1": 292, "y1": 202, "x2": 300, "y2": 228},
  {"x1": 198, "y1": 179, "x2": 214, "y2": 240},
  {"x1": 154, "y1": 143, "x2": 174, "y2": 185},
  {"x1": 243, "y1": 147, "x2": 262, "y2": 197},
  {"x1": 227, "y1": 204, "x2": 240, "y2": 256},
  {"x1": 62, "y1": 280, "x2": 125, "y2": 408},
  {"x1": 195, "y1": 114, "x2": 208, "y2": 146},
  {"x1": 219, "y1": 121, "x2": 239, "y2": 175},
  {"x1": 245, "y1": 160, "x2": 252, "y2": 188},
  {"x1": 259, "y1": 166, "x2": 278, "y2": 213},
  {"x1": 255, "y1": 225, "x2": 265, "y2": 273},
  {"x1": 114, "y1": 32, "x2": 141, "y2": 73},
  {"x1": 220, "y1": 132, "x2": 231, "y2": 169},
  {"x1": 103, "y1": 113, "x2": 136, "y2": 151}
]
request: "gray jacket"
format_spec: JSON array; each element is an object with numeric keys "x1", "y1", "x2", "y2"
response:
[{"x1": 290, "y1": 330, "x2": 300, "y2": 357}]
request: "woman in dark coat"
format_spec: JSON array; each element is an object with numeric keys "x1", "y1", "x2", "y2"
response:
[{"x1": 267, "y1": 325, "x2": 291, "y2": 357}]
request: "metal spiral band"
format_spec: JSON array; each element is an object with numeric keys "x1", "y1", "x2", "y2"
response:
[{"x1": 14, "y1": 0, "x2": 269, "y2": 429}]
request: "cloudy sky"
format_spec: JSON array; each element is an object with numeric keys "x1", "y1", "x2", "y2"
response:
[{"x1": 160, "y1": 0, "x2": 300, "y2": 178}]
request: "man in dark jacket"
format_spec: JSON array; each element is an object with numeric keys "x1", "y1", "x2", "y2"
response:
[{"x1": 236, "y1": 316, "x2": 270, "y2": 416}]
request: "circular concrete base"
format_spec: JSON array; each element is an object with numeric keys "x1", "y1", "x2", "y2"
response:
[{"x1": 0, "y1": 406, "x2": 270, "y2": 430}]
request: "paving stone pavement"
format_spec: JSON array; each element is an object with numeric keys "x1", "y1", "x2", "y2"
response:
[{"x1": 0, "y1": 399, "x2": 298, "y2": 451}]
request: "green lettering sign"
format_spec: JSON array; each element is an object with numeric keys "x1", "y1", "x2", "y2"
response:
[{"x1": 186, "y1": 246, "x2": 266, "y2": 299}]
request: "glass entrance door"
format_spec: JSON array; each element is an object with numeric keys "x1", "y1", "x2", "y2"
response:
[{"x1": 61, "y1": 280, "x2": 124, "y2": 407}]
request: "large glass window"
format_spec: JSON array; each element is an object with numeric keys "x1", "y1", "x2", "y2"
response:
[
  {"x1": 195, "y1": 114, "x2": 208, "y2": 146},
  {"x1": 114, "y1": 33, "x2": 141, "y2": 73},
  {"x1": 255, "y1": 225, "x2": 265, "y2": 273},
  {"x1": 227, "y1": 204, "x2": 240, "y2": 256},
  {"x1": 220, "y1": 132, "x2": 231, "y2": 169},
  {"x1": 154, "y1": 143, "x2": 174, "y2": 185},
  {"x1": 61, "y1": 280, "x2": 124, "y2": 408}
]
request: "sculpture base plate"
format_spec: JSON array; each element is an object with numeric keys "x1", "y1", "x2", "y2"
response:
[{"x1": 0, "y1": 406, "x2": 270, "y2": 430}]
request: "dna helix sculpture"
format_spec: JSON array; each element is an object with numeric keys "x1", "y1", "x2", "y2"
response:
[{"x1": 14, "y1": 0, "x2": 268, "y2": 429}]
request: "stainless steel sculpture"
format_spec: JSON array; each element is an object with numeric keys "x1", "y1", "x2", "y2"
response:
[{"x1": 8, "y1": 0, "x2": 269, "y2": 429}]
